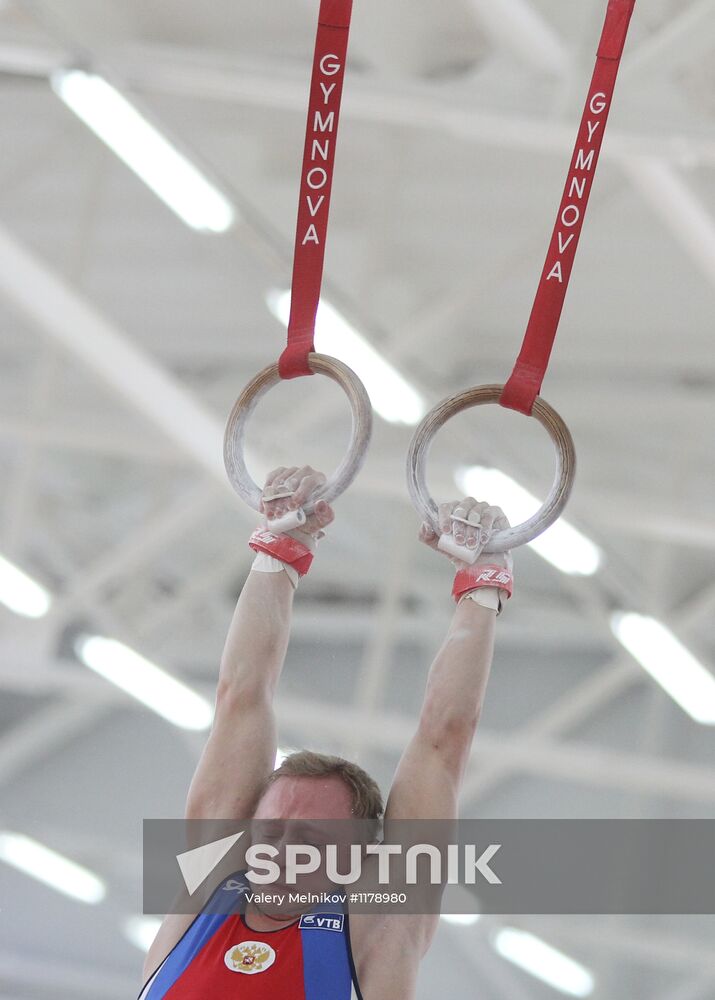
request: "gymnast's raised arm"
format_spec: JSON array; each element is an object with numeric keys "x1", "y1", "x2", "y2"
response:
[
  {"x1": 185, "y1": 465, "x2": 333, "y2": 821},
  {"x1": 142, "y1": 465, "x2": 331, "y2": 982},
  {"x1": 386, "y1": 498, "x2": 513, "y2": 818},
  {"x1": 378, "y1": 499, "x2": 512, "y2": 958}
]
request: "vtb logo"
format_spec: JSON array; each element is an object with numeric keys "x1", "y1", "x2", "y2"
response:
[{"x1": 299, "y1": 913, "x2": 344, "y2": 932}]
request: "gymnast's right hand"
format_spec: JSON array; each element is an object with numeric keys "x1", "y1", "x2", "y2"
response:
[{"x1": 261, "y1": 465, "x2": 334, "y2": 539}]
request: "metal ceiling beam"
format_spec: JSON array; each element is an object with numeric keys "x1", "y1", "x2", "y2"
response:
[
  {"x1": 275, "y1": 696, "x2": 715, "y2": 805},
  {"x1": 45, "y1": 481, "x2": 220, "y2": 628},
  {"x1": 347, "y1": 518, "x2": 413, "y2": 761},
  {"x1": 0, "y1": 224, "x2": 232, "y2": 487},
  {"x1": 1, "y1": 341, "x2": 57, "y2": 558},
  {"x1": 2, "y1": 664, "x2": 714, "y2": 805},
  {"x1": 2, "y1": 40, "x2": 715, "y2": 166},
  {"x1": 465, "y1": 0, "x2": 569, "y2": 76},
  {"x1": 120, "y1": 52, "x2": 715, "y2": 167},
  {"x1": 619, "y1": 156, "x2": 715, "y2": 287},
  {"x1": 0, "y1": 224, "x2": 274, "y2": 650},
  {"x1": 0, "y1": 41, "x2": 63, "y2": 76},
  {"x1": 677, "y1": 579, "x2": 715, "y2": 632},
  {"x1": 622, "y1": 0, "x2": 715, "y2": 80},
  {"x1": 470, "y1": 734, "x2": 715, "y2": 805},
  {"x1": 0, "y1": 696, "x2": 114, "y2": 787},
  {"x1": 288, "y1": 604, "x2": 606, "y2": 649},
  {"x1": 132, "y1": 547, "x2": 249, "y2": 643},
  {"x1": 0, "y1": 414, "x2": 182, "y2": 462},
  {"x1": 577, "y1": 489, "x2": 715, "y2": 551},
  {"x1": 460, "y1": 656, "x2": 641, "y2": 805}
]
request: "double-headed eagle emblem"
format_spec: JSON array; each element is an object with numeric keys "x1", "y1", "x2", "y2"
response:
[{"x1": 226, "y1": 942, "x2": 274, "y2": 974}]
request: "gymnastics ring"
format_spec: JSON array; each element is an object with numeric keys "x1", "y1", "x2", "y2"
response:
[
  {"x1": 406, "y1": 384, "x2": 576, "y2": 553},
  {"x1": 224, "y1": 353, "x2": 373, "y2": 512}
]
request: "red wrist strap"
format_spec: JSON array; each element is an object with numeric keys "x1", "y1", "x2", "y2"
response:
[
  {"x1": 499, "y1": 0, "x2": 636, "y2": 415},
  {"x1": 249, "y1": 529, "x2": 314, "y2": 577},
  {"x1": 452, "y1": 565, "x2": 514, "y2": 604},
  {"x1": 278, "y1": 0, "x2": 353, "y2": 380}
]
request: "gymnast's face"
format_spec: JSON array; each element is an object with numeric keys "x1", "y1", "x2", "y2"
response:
[{"x1": 251, "y1": 776, "x2": 356, "y2": 899}]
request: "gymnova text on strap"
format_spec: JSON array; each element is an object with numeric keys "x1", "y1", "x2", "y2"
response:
[
  {"x1": 545, "y1": 90, "x2": 609, "y2": 285},
  {"x1": 300, "y1": 53, "x2": 342, "y2": 248}
]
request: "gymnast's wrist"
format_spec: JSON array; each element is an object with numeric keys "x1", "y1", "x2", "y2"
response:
[
  {"x1": 452, "y1": 563, "x2": 514, "y2": 613},
  {"x1": 458, "y1": 587, "x2": 501, "y2": 614},
  {"x1": 248, "y1": 527, "x2": 315, "y2": 587}
]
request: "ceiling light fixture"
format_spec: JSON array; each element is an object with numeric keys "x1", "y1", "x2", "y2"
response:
[
  {"x1": 492, "y1": 927, "x2": 594, "y2": 997},
  {"x1": 0, "y1": 831, "x2": 106, "y2": 904},
  {"x1": 441, "y1": 912, "x2": 481, "y2": 926},
  {"x1": 266, "y1": 290, "x2": 425, "y2": 426},
  {"x1": 75, "y1": 634, "x2": 213, "y2": 731},
  {"x1": 0, "y1": 554, "x2": 52, "y2": 618},
  {"x1": 611, "y1": 612, "x2": 715, "y2": 725},
  {"x1": 51, "y1": 69, "x2": 236, "y2": 233}
]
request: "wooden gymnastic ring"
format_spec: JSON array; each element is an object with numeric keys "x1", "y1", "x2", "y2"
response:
[
  {"x1": 224, "y1": 353, "x2": 373, "y2": 512},
  {"x1": 406, "y1": 384, "x2": 576, "y2": 553}
]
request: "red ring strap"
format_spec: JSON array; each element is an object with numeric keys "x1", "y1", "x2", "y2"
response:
[
  {"x1": 500, "y1": 0, "x2": 636, "y2": 415},
  {"x1": 278, "y1": 0, "x2": 353, "y2": 380}
]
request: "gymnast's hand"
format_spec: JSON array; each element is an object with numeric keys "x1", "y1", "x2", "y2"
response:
[
  {"x1": 260, "y1": 465, "x2": 334, "y2": 539},
  {"x1": 419, "y1": 497, "x2": 511, "y2": 570}
]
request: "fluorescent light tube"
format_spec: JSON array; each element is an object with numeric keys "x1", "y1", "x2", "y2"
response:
[
  {"x1": 0, "y1": 831, "x2": 106, "y2": 904},
  {"x1": 123, "y1": 915, "x2": 162, "y2": 952},
  {"x1": 266, "y1": 290, "x2": 426, "y2": 425},
  {"x1": 611, "y1": 612, "x2": 715, "y2": 725},
  {"x1": 456, "y1": 466, "x2": 601, "y2": 576},
  {"x1": 76, "y1": 635, "x2": 213, "y2": 731},
  {"x1": 493, "y1": 927, "x2": 594, "y2": 997},
  {"x1": 51, "y1": 69, "x2": 235, "y2": 233},
  {"x1": 0, "y1": 554, "x2": 52, "y2": 617},
  {"x1": 441, "y1": 912, "x2": 481, "y2": 926}
]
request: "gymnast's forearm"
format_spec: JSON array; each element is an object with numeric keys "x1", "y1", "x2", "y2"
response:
[
  {"x1": 216, "y1": 466, "x2": 332, "y2": 703},
  {"x1": 419, "y1": 600, "x2": 496, "y2": 750},
  {"x1": 185, "y1": 568, "x2": 293, "y2": 821},
  {"x1": 384, "y1": 596, "x2": 498, "y2": 824},
  {"x1": 217, "y1": 568, "x2": 295, "y2": 701}
]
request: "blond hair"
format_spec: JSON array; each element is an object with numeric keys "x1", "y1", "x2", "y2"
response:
[{"x1": 260, "y1": 749, "x2": 383, "y2": 822}]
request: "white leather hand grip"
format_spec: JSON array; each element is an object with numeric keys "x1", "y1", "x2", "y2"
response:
[
  {"x1": 437, "y1": 533, "x2": 479, "y2": 565},
  {"x1": 267, "y1": 508, "x2": 307, "y2": 534},
  {"x1": 437, "y1": 515, "x2": 484, "y2": 565}
]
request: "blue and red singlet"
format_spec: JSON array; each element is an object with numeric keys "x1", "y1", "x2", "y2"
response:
[{"x1": 139, "y1": 873, "x2": 362, "y2": 999}]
